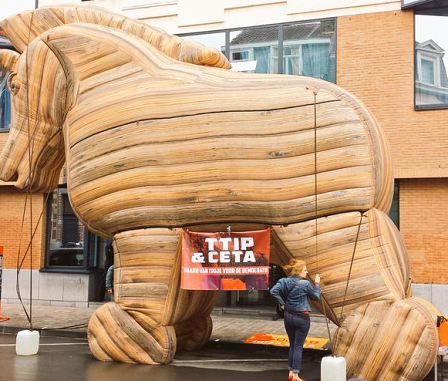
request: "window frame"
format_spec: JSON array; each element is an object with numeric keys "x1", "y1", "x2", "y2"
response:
[
  {"x1": 0, "y1": 71, "x2": 11, "y2": 133},
  {"x1": 414, "y1": 11, "x2": 448, "y2": 111},
  {"x1": 230, "y1": 49, "x2": 251, "y2": 62},
  {"x1": 388, "y1": 180, "x2": 400, "y2": 229},
  {"x1": 42, "y1": 185, "x2": 99, "y2": 274},
  {"x1": 179, "y1": 17, "x2": 337, "y2": 80},
  {"x1": 0, "y1": 40, "x2": 17, "y2": 132},
  {"x1": 420, "y1": 57, "x2": 437, "y2": 85}
]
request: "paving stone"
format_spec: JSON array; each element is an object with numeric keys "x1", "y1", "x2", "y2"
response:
[{"x1": 0, "y1": 303, "x2": 337, "y2": 344}]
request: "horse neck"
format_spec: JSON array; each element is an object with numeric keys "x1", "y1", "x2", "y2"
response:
[
  {"x1": 42, "y1": 23, "x2": 194, "y2": 99},
  {"x1": 39, "y1": 23, "x2": 206, "y2": 146}
]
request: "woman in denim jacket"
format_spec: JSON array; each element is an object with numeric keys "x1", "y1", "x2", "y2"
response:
[{"x1": 270, "y1": 259, "x2": 321, "y2": 381}]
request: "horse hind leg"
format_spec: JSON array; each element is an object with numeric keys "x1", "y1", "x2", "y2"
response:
[
  {"x1": 87, "y1": 228, "x2": 216, "y2": 364},
  {"x1": 333, "y1": 298, "x2": 439, "y2": 381},
  {"x1": 173, "y1": 290, "x2": 217, "y2": 351}
]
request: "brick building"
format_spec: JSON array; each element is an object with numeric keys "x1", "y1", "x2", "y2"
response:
[{"x1": 0, "y1": 0, "x2": 447, "y2": 313}]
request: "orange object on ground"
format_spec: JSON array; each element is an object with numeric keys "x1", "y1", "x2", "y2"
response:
[
  {"x1": 245, "y1": 333, "x2": 329, "y2": 349},
  {"x1": 439, "y1": 316, "x2": 448, "y2": 346}
]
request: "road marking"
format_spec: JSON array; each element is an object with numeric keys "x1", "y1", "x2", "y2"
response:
[
  {"x1": 0, "y1": 343, "x2": 88, "y2": 347},
  {"x1": 173, "y1": 358, "x2": 287, "y2": 363}
]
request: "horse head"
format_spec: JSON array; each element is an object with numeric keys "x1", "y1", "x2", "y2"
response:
[
  {"x1": 0, "y1": 42, "x2": 68, "y2": 192},
  {"x1": 0, "y1": 5, "x2": 230, "y2": 193}
]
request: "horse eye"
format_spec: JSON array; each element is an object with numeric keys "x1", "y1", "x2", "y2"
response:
[
  {"x1": 10, "y1": 81, "x2": 20, "y2": 94},
  {"x1": 8, "y1": 75, "x2": 21, "y2": 95}
]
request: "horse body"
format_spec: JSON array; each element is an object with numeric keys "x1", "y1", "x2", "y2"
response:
[
  {"x1": 8, "y1": 22, "x2": 391, "y2": 236},
  {"x1": 0, "y1": 7, "x2": 439, "y2": 380}
]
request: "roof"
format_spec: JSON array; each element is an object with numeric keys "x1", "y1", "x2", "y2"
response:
[
  {"x1": 417, "y1": 39, "x2": 445, "y2": 53},
  {"x1": 402, "y1": 0, "x2": 448, "y2": 15},
  {"x1": 230, "y1": 21, "x2": 334, "y2": 46}
]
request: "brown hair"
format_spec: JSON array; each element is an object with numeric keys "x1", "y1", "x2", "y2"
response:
[{"x1": 282, "y1": 259, "x2": 307, "y2": 277}]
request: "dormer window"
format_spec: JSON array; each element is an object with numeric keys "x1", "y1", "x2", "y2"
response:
[
  {"x1": 421, "y1": 58, "x2": 435, "y2": 85},
  {"x1": 415, "y1": 14, "x2": 448, "y2": 109}
]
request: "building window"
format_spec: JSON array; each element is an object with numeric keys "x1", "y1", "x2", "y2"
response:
[
  {"x1": 388, "y1": 180, "x2": 400, "y2": 229},
  {"x1": 281, "y1": 21, "x2": 336, "y2": 82},
  {"x1": 181, "y1": 31, "x2": 226, "y2": 57},
  {"x1": 45, "y1": 186, "x2": 99, "y2": 271},
  {"x1": 180, "y1": 18, "x2": 336, "y2": 82},
  {"x1": 421, "y1": 58, "x2": 435, "y2": 84},
  {"x1": 231, "y1": 50, "x2": 250, "y2": 61},
  {"x1": 0, "y1": 70, "x2": 11, "y2": 132},
  {"x1": 229, "y1": 26, "x2": 280, "y2": 74},
  {"x1": 415, "y1": 13, "x2": 448, "y2": 109},
  {"x1": 0, "y1": 33, "x2": 14, "y2": 132}
]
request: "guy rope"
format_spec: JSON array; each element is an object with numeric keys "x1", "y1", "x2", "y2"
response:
[{"x1": 311, "y1": 90, "x2": 363, "y2": 351}]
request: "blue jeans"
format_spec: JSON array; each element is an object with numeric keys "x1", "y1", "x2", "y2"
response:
[{"x1": 284, "y1": 311, "x2": 310, "y2": 373}]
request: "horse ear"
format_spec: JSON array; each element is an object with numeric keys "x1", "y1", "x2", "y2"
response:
[{"x1": 0, "y1": 49, "x2": 19, "y2": 72}]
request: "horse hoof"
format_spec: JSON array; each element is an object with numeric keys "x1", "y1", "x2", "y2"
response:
[{"x1": 88, "y1": 302, "x2": 176, "y2": 364}]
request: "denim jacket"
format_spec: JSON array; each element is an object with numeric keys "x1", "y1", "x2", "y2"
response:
[
  {"x1": 270, "y1": 276, "x2": 321, "y2": 312},
  {"x1": 105, "y1": 265, "x2": 114, "y2": 289}
]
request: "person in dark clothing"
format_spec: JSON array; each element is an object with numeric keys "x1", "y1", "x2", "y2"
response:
[
  {"x1": 104, "y1": 243, "x2": 114, "y2": 272},
  {"x1": 105, "y1": 265, "x2": 114, "y2": 295},
  {"x1": 99, "y1": 242, "x2": 114, "y2": 301},
  {"x1": 270, "y1": 259, "x2": 321, "y2": 381}
]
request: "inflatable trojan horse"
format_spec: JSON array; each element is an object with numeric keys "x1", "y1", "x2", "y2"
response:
[{"x1": 0, "y1": 5, "x2": 440, "y2": 380}]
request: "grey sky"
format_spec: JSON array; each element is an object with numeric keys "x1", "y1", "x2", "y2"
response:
[
  {"x1": 416, "y1": 15, "x2": 448, "y2": 66},
  {"x1": 0, "y1": 0, "x2": 35, "y2": 21}
]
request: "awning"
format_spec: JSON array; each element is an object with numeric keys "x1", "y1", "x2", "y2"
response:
[
  {"x1": 402, "y1": 0, "x2": 448, "y2": 14},
  {"x1": 0, "y1": 31, "x2": 15, "y2": 50}
]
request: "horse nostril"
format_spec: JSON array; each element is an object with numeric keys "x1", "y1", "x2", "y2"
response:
[{"x1": 9, "y1": 171, "x2": 19, "y2": 182}]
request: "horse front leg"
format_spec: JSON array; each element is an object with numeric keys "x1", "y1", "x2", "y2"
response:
[{"x1": 87, "y1": 228, "x2": 217, "y2": 364}]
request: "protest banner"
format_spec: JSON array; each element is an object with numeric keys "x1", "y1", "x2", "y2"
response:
[{"x1": 181, "y1": 229, "x2": 270, "y2": 290}]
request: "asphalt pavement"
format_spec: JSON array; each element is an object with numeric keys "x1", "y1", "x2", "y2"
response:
[
  {"x1": 0, "y1": 302, "x2": 337, "y2": 344},
  {"x1": 0, "y1": 303, "x2": 446, "y2": 381},
  {"x1": 0, "y1": 333, "x2": 325, "y2": 381},
  {"x1": 0, "y1": 302, "x2": 333, "y2": 381},
  {"x1": 0, "y1": 333, "x2": 444, "y2": 381}
]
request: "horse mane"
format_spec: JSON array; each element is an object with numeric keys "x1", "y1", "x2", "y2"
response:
[{"x1": 0, "y1": 5, "x2": 231, "y2": 69}]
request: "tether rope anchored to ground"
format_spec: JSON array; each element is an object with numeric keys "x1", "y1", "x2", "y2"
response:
[{"x1": 311, "y1": 90, "x2": 363, "y2": 351}]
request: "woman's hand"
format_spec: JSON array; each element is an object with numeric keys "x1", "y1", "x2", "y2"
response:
[{"x1": 315, "y1": 274, "x2": 321, "y2": 283}]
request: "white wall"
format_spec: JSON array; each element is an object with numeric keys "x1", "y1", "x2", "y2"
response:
[
  {"x1": 39, "y1": 0, "x2": 123, "y2": 12},
  {"x1": 2, "y1": 0, "x2": 402, "y2": 34},
  {"x1": 0, "y1": 0, "x2": 36, "y2": 20},
  {"x1": 2, "y1": 269, "x2": 90, "y2": 307},
  {"x1": 38, "y1": 0, "x2": 82, "y2": 6},
  {"x1": 412, "y1": 283, "x2": 448, "y2": 315},
  {"x1": 128, "y1": 0, "x2": 402, "y2": 34}
]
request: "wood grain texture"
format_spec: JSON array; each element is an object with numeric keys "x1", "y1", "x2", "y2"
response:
[
  {"x1": 0, "y1": 5, "x2": 230, "y2": 69},
  {"x1": 271, "y1": 209, "x2": 411, "y2": 322},
  {"x1": 0, "y1": 39, "x2": 67, "y2": 191},
  {"x1": 0, "y1": 19, "x2": 393, "y2": 233},
  {"x1": 333, "y1": 298, "x2": 439, "y2": 381},
  {"x1": 87, "y1": 228, "x2": 218, "y2": 363},
  {"x1": 0, "y1": 6, "x2": 437, "y2": 380}
]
